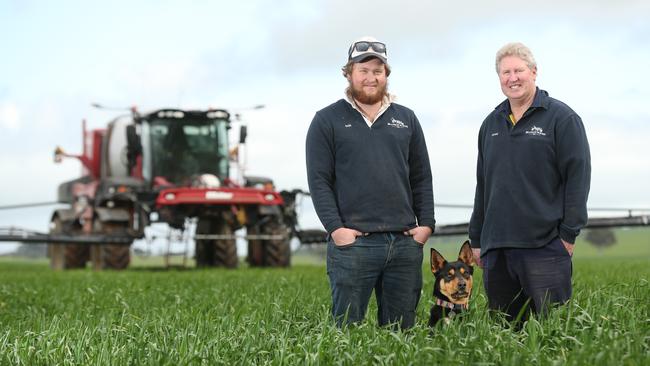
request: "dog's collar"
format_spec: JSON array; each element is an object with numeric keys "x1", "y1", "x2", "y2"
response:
[{"x1": 435, "y1": 298, "x2": 468, "y2": 311}]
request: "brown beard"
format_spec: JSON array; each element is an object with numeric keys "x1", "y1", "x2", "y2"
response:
[{"x1": 347, "y1": 82, "x2": 388, "y2": 105}]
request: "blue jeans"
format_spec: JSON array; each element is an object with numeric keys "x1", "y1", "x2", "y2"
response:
[
  {"x1": 326, "y1": 232, "x2": 424, "y2": 329},
  {"x1": 483, "y1": 237, "x2": 572, "y2": 323}
]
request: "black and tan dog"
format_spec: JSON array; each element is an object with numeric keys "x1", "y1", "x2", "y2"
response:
[{"x1": 428, "y1": 241, "x2": 476, "y2": 327}]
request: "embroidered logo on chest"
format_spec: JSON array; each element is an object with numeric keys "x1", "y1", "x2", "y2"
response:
[
  {"x1": 387, "y1": 117, "x2": 408, "y2": 129},
  {"x1": 525, "y1": 125, "x2": 546, "y2": 136}
]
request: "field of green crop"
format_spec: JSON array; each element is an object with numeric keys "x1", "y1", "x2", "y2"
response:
[{"x1": 1, "y1": 228, "x2": 648, "y2": 365}]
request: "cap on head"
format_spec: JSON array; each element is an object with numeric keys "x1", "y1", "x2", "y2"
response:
[{"x1": 348, "y1": 36, "x2": 388, "y2": 64}]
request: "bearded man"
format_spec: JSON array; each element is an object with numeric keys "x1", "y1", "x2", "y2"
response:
[{"x1": 306, "y1": 36, "x2": 435, "y2": 329}]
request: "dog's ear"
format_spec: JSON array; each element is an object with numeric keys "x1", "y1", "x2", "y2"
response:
[
  {"x1": 458, "y1": 240, "x2": 475, "y2": 267},
  {"x1": 430, "y1": 248, "x2": 447, "y2": 274}
]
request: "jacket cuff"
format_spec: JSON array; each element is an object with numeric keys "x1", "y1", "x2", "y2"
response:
[
  {"x1": 418, "y1": 220, "x2": 436, "y2": 233},
  {"x1": 470, "y1": 239, "x2": 480, "y2": 248},
  {"x1": 559, "y1": 225, "x2": 578, "y2": 244},
  {"x1": 324, "y1": 221, "x2": 344, "y2": 234},
  {"x1": 419, "y1": 224, "x2": 435, "y2": 234}
]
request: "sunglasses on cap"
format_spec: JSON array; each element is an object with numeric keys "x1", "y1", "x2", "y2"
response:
[{"x1": 348, "y1": 41, "x2": 387, "y2": 57}]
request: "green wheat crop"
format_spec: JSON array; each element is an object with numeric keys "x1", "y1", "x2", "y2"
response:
[{"x1": 0, "y1": 228, "x2": 648, "y2": 365}]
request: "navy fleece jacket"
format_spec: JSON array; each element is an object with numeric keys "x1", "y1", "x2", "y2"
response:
[
  {"x1": 306, "y1": 99, "x2": 435, "y2": 234},
  {"x1": 469, "y1": 88, "x2": 591, "y2": 255}
]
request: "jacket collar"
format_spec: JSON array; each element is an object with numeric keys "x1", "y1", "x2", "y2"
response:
[{"x1": 345, "y1": 91, "x2": 396, "y2": 125}]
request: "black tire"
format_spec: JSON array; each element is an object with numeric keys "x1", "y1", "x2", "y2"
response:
[
  {"x1": 246, "y1": 225, "x2": 264, "y2": 267},
  {"x1": 195, "y1": 219, "x2": 215, "y2": 267},
  {"x1": 195, "y1": 218, "x2": 237, "y2": 268},
  {"x1": 48, "y1": 216, "x2": 88, "y2": 270},
  {"x1": 65, "y1": 245, "x2": 90, "y2": 268},
  {"x1": 262, "y1": 221, "x2": 291, "y2": 267},
  {"x1": 101, "y1": 245, "x2": 130, "y2": 270},
  {"x1": 214, "y1": 221, "x2": 238, "y2": 268},
  {"x1": 97, "y1": 222, "x2": 131, "y2": 270}
]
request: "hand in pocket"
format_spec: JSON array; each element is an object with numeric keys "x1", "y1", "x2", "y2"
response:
[
  {"x1": 404, "y1": 226, "x2": 432, "y2": 245},
  {"x1": 331, "y1": 227, "x2": 363, "y2": 246}
]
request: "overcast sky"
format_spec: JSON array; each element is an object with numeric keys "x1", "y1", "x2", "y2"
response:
[{"x1": 1, "y1": 0, "x2": 649, "y2": 253}]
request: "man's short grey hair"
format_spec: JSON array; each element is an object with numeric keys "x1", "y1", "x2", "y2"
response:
[{"x1": 495, "y1": 42, "x2": 537, "y2": 73}]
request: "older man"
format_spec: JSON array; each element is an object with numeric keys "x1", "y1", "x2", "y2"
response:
[
  {"x1": 306, "y1": 36, "x2": 434, "y2": 329},
  {"x1": 469, "y1": 42, "x2": 591, "y2": 323}
]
